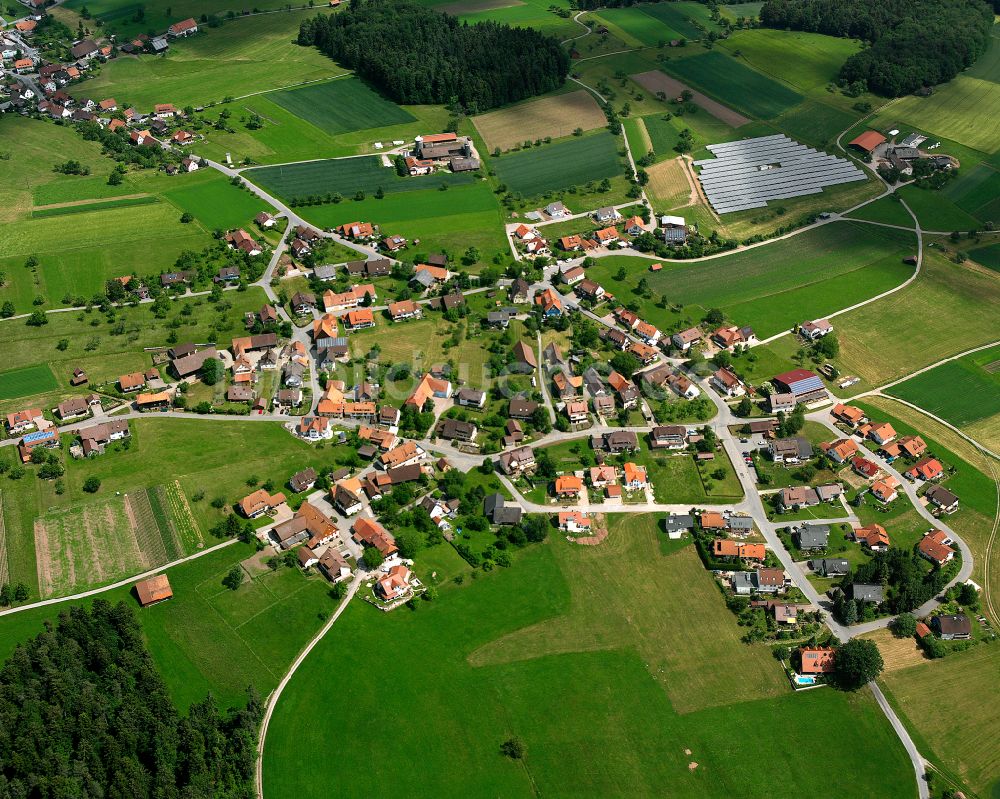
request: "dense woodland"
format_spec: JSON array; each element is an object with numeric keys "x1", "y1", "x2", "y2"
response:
[
  {"x1": 0, "y1": 601, "x2": 261, "y2": 799},
  {"x1": 760, "y1": 0, "x2": 995, "y2": 96},
  {"x1": 297, "y1": 0, "x2": 569, "y2": 112}
]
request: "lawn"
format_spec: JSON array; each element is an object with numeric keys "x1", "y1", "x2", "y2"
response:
[
  {"x1": 834, "y1": 250, "x2": 1000, "y2": 386},
  {"x1": 262, "y1": 515, "x2": 914, "y2": 798},
  {"x1": 587, "y1": 221, "x2": 915, "y2": 337},
  {"x1": 886, "y1": 344, "x2": 1000, "y2": 428},
  {"x1": 268, "y1": 77, "x2": 416, "y2": 135},
  {"x1": 472, "y1": 90, "x2": 607, "y2": 152},
  {"x1": 881, "y1": 645, "x2": 1000, "y2": 797},
  {"x1": 490, "y1": 130, "x2": 624, "y2": 197},
  {"x1": 663, "y1": 50, "x2": 803, "y2": 121},
  {"x1": 245, "y1": 155, "x2": 477, "y2": 203},
  {"x1": 0, "y1": 541, "x2": 333, "y2": 713},
  {"x1": 75, "y1": 9, "x2": 345, "y2": 109},
  {"x1": 0, "y1": 364, "x2": 58, "y2": 400}
]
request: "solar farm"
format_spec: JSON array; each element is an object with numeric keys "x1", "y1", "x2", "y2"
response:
[{"x1": 694, "y1": 135, "x2": 865, "y2": 214}]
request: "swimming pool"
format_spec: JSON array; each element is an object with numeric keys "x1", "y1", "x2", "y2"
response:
[{"x1": 794, "y1": 674, "x2": 817, "y2": 686}]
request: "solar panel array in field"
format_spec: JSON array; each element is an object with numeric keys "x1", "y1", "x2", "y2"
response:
[{"x1": 695, "y1": 135, "x2": 865, "y2": 214}]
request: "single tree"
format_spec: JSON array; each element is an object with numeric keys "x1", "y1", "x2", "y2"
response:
[
  {"x1": 835, "y1": 639, "x2": 883, "y2": 689},
  {"x1": 222, "y1": 565, "x2": 244, "y2": 591}
]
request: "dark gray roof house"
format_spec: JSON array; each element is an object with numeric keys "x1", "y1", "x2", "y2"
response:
[
  {"x1": 664, "y1": 514, "x2": 694, "y2": 536},
  {"x1": 849, "y1": 583, "x2": 884, "y2": 603},
  {"x1": 796, "y1": 523, "x2": 830, "y2": 550},
  {"x1": 811, "y1": 558, "x2": 850, "y2": 576},
  {"x1": 484, "y1": 493, "x2": 523, "y2": 525}
]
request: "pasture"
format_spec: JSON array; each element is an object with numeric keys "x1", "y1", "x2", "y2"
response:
[
  {"x1": 245, "y1": 155, "x2": 476, "y2": 202},
  {"x1": 472, "y1": 90, "x2": 607, "y2": 152},
  {"x1": 897, "y1": 185, "x2": 982, "y2": 231},
  {"x1": 663, "y1": 51, "x2": 803, "y2": 120},
  {"x1": 877, "y1": 34, "x2": 1000, "y2": 154},
  {"x1": 76, "y1": 10, "x2": 344, "y2": 110},
  {"x1": 835, "y1": 251, "x2": 1000, "y2": 386},
  {"x1": 63, "y1": 0, "x2": 298, "y2": 36},
  {"x1": 597, "y1": 2, "x2": 718, "y2": 46},
  {"x1": 262, "y1": 516, "x2": 914, "y2": 799},
  {"x1": 972, "y1": 241, "x2": 1000, "y2": 271},
  {"x1": 490, "y1": 130, "x2": 623, "y2": 196},
  {"x1": 449, "y1": 0, "x2": 577, "y2": 36},
  {"x1": 0, "y1": 365, "x2": 58, "y2": 401},
  {"x1": 32, "y1": 195, "x2": 159, "y2": 218},
  {"x1": 588, "y1": 221, "x2": 915, "y2": 337},
  {"x1": 161, "y1": 171, "x2": 270, "y2": 231},
  {"x1": 882, "y1": 641, "x2": 1000, "y2": 796},
  {"x1": 268, "y1": 78, "x2": 415, "y2": 135},
  {"x1": 941, "y1": 163, "x2": 1000, "y2": 224},
  {"x1": 846, "y1": 196, "x2": 915, "y2": 227}
]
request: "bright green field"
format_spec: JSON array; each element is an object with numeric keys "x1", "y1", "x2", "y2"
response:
[
  {"x1": 268, "y1": 77, "x2": 416, "y2": 134},
  {"x1": 846, "y1": 196, "x2": 915, "y2": 227},
  {"x1": 161, "y1": 170, "x2": 270, "y2": 231},
  {"x1": 74, "y1": 9, "x2": 344, "y2": 109},
  {"x1": 941, "y1": 163, "x2": 1000, "y2": 224},
  {"x1": 31, "y1": 196, "x2": 160, "y2": 218},
  {"x1": 62, "y1": 0, "x2": 301, "y2": 37},
  {"x1": 449, "y1": 0, "x2": 577, "y2": 37},
  {"x1": 897, "y1": 185, "x2": 984, "y2": 232},
  {"x1": 663, "y1": 51, "x2": 803, "y2": 120},
  {"x1": 886, "y1": 344, "x2": 1000, "y2": 426},
  {"x1": 599, "y1": 1, "x2": 719, "y2": 45},
  {"x1": 246, "y1": 155, "x2": 476, "y2": 202},
  {"x1": 875, "y1": 33, "x2": 1000, "y2": 154},
  {"x1": 262, "y1": 517, "x2": 914, "y2": 798},
  {"x1": 0, "y1": 364, "x2": 58, "y2": 400},
  {"x1": 588, "y1": 221, "x2": 915, "y2": 337},
  {"x1": 491, "y1": 131, "x2": 623, "y2": 196}
]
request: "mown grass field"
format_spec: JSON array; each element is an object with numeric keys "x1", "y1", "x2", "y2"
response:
[
  {"x1": 491, "y1": 130, "x2": 623, "y2": 196},
  {"x1": 897, "y1": 185, "x2": 983, "y2": 231},
  {"x1": 588, "y1": 221, "x2": 915, "y2": 337},
  {"x1": 972, "y1": 241, "x2": 1000, "y2": 271},
  {"x1": 941, "y1": 163, "x2": 1000, "y2": 225},
  {"x1": 472, "y1": 90, "x2": 606, "y2": 152},
  {"x1": 882, "y1": 645, "x2": 1000, "y2": 797},
  {"x1": 835, "y1": 251, "x2": 1000, "y2": 386},
  {"x1": 448, "y1": 0, "x2": 576, "y2": 36},
  {"x1": 76, "y1": 9, "x2": 344, "y2": 109},
  {"x1": 269, "y1": 78, "x2": 416, "y2": 134},
  {"x1": 597, "y1": 1, "x2": 718, "y2": 46},
  {"x1": 874, "y1": 33, "x2": 1000, "y2": 154},
  {"x1": 62, "y1": 0, "x2": 299, "y2": 36},
  {"x1": 0, "y1": 540, "x2": 333, "y2": 712},
  {"x1": 0, "y1": 364, "x2": 58, "y2": 400},
  {"x1": 161, "y1": 170, "x2": 270, "y2": 231},
  {"x1": 846, "y1": 196, "x2": 915, "y2": 227},
  {"x1": 246, "y1": 155, "x2": 476, "y2": 202},
  {"x1": 262, "y1": 515, "x2": 914, "y2": 798},
  {"x1": 663, "y1": 51, "x2": 803, "y2": 120},
  {"x1": 300, "y1": 182, "x2": 507, "y2": 262}
]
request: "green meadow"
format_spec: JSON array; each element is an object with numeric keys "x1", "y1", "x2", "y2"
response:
[
  {"x1": 0, "y1": 364, "x2": 59, "y2": 401},
  {"x1": 268, "y1": 77, "x2": 416, "y2": 134},
  {"x1": 491, "y1": 130, "x2": 624, "y2": 196}
]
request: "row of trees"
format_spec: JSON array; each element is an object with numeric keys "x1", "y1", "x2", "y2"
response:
[
  {"x1": 297, "y1": 0, "x2": 569, "y2": 112},
  {"x1": 0, "y1": 601, "x2": 261, "y2": 798},
  {"x1": 760, "y1": 0, "x2": 995, "y2": 96}
]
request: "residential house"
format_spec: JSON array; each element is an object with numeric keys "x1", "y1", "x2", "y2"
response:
[
  {"x1": 602, "y1": 430, "x2": 638, "y2": 453},
  {"x1": 871, "y1": 476, "x2": 900, "y2": 503},
  {"x1": 800, "y1": 319, "x2": 833, "y2": 339},
  {"x1": 906, "y1": 457, "x2": 943, "y2": 482},
  {"x1": 376, "y1": 564, "x2": 413, "y2": 600},
  {"x1": 650, "y1": 425, "x2": 686, "y2": 450},
  {"x1": 554, "y1": 475, "x2": 583, "y2": 498},
  {"x1": 225, "y1": 229, "x2": 262, "y2": 256},
  {"x1": 755, "y1": 568, "x2": 785, "y2": 594},
  {"x1": 509, "y1": 278, "x2": 530, "y2": 304},
  {"x1": 769, "y1": 437, "x2": 812, "y2": 465},
  {"x1": 712, "y1": 325, "x2": 757, "y2": 350},
  {"x1": 796, "y1": 523, "x2": 830, "y2": 550},
  {"x1": 918, "y1": 529, "x2": 955, "y2": 565},
  {"x1": 779, "y1": 486, "x2": 819, "y2": 510},
  {"x1": 558, "y1": 511, "x2": 591, "y2": 533},
  {"x1": 924, "y1": 484, "x2": 959, "y2": 514},
  {"x1": 810, "y1": 558, "x2": 849, "y2": 577},
  {"x1": 832, "y1": 403, "x2": 866, "y2": 427},
  {"x1": 352, "y1": 517, "x2": 398, "y2": 557},
  {"x1": 868, "y1": 422, "x2": 897, "y2": 446},
  {"x1": 289, "y1": 467, "x2": 317, "y2": 493},
  {"x1": 333, "y1": 480, "x2": 364, "y2": 516},
  {"x1": 565, "y1": 400, "x2": 588, "y2": 424},
  {"x1": 337, "y1": 221, "x2": 376, "y2": 240},
  {"x1": 853, "y1": 524, "x2": 890, "y2": 551},
  {"x1": 849, "y1": 583, "x2": 884, "y2": 604},
  {"x1": 484, "y1": 493, "x2": 523, "y2": 525},
  {"x1": 406, "y1": 373, "x2": 451, "y2": 408},
  {"x1": 799, "y1": 647, "x2": 835, "y2": 675},
  {"x1": 852, "y1": 456, "x2": 880, "y2": 480},
  {"x1": 56, "y1": 396, "x2": 92, "y2": 421},
  {"x1": 825, "y1": 438, "x2": 859, "y2": 464},
  {"x1": 455, "y1": 387, "x2": 486, "y2": 409},
  {"x1": 898, "y1": 435, "x2": 927, "y2": 458},
  {"x1": 6, "y1": 409, "x2": 42, "y2": 435},
  {"x1": 135, "y1": 575, "x2": 173, "y2": 607},
  {"x1": 167, "y1": 17, "x2": 198, "y2": 36},
  {"x1": 660, "y1": 215, "x2": 687, "y2": 243},
  {"x1": 534, "y1": 287, "x2": 562, "y2": 317},
  {"x1": 671, "y1": 327, "x2": 702, "y2": 352},
  {"x1": 711, "y1": 367, "x2": 744, "y2": 397},
  {"x1": 298, "y1": 416, "x2": 332, "y2": 441},
  {"x1": 77, "y1": 420, "x2": 130, "y2": 456},
  {"x1": 593, "y1": 206, "x2": 621, "y2": 224},
  {"x1": 508, "y1": 398, "x2": 539, "y2": 420},
  {"x1": 388, "y1": 299, "x2": 420, "y2": 321},
  {"x1": 607, "y1": 371, "x2": 639, "y2": 408},
  {"x1": 119, "y1": 372, "x2": 146, "y2": 393},
  {"x1": 437, "y1": 418, "x2": 477, "y2": 443},
  {"x1": 499, "y1": 446, "x2": 535, "y2": 476},
  {"x1": 664, "y1": 514, "x2": 694, "y2": 539},
  {"x1": 622, "y1": 462, "x2": 647, "y2": 490},
  {"x1": 238, "y1": 489, "x2": 286, "y2": 519},
  {"x1": 713, "y1": 539, "x2": 766, "y2": 562},
  {"x1": 700, "y1": 512, "x2": 726, "y2": 530},
  {"x1": 768, "y1": 392, "x2": 797, "y2": 413},
  {"x1": 933, "y1": 614, "x2": 971, "y2": 640}
]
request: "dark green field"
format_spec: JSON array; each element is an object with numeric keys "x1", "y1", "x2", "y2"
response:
[
  {"x1": 973, "y1": 242, "x2": 1000, "y2": 271},
  {"x1": 886, "y1": 346, "x2": 1000, "y2": 426},
  {"x1": 491, "y1": 131, "x2": 623, "y2": 196},
  {"x1": 664, "y1": 51, "x2": 803, "y2": 120},
  {"x1": 32, "y1": 196, "x2": 159, "y2": 218},
  {"x1": 245, "y1": 156, "x2": 476, "y2": 202},
  {"x1": 942, "y1": 164, "x2": 1000, "y2": 224},
  {"x1": 268, "y1": 78, "x2": 416, "y2": 134},
  {"x1": 0, "y1": 364, "x2": 58, "y2": 400}
]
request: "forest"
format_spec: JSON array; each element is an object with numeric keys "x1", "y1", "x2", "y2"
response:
[
  {"x1": 0, "y1": 601, "x2": 261, "y2": 799},
  {"x1": 297, "y1": 0, "x2": 570, "y2": 112},
  {"x1": 760, "y1": 0, "x2": 995, "y2": 96}
]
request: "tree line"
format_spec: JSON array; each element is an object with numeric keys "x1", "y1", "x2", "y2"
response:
[
  {"x1": 297, "y1": 0, "x2": 570, "y2": 112},
  {"x1": 760, "y1": 0, "x2": 995, "y2": 96},
  {"x1": 0, "y1": 600, "x2": 261, "y2": 799}
]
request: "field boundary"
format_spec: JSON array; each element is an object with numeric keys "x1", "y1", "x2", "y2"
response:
[{"x1": 0, "y1": 492, "x2": 8, "y2": 586}]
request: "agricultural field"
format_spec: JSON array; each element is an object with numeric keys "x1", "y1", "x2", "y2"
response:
[
  {"x1": 631, "y1": 71, "x2": 750, "y2": 128},
  {"x1": 74, "y1": 9, "x2": 345, "y2": 110},
  {"x1": 245, "y1": 155, "x2": 476, "y2": 203},
  {"x1": 834, "y1": 250, "x2": 1000, "y2": 386},
  {"x1": 32, "y1": 485, "x2": 201, "y2": 598},
  {"x1": 587, "y1": 221, "x2": 915, "y2": 337},
  {"x1": 490, "y1": 130, "x2": 624, "y2": 197},
  {"x1": 160, "y1": 171, "x2": 271, "y2": 231},
  {"x1": 62, "y1": 0, "x2": 299, "y2": 37},
  {"x1": 886, "y1": 344, "x2": 1000, "y2": 453},
  {"x1": 472, "y1": 90, "x2": 607, "y2": 152},
  {"x1": 663, "y1": 51, "x2": 803, "y2": 121},
  {"x1": 299, "y1": 182, "x2": 508, "y2": 265},
  {"x1": 846, "y1": 196, "x2": 916, "y2": 227},
  {"x1": 0, "y1": 365, "x2": 59, "y2": 401},
  {"x1": 972, "y1": 241, "x2": 1000, "y2": 271},
  {"x1": 0, "y1": 540, "x2": 333, "y2": 712},
  {"x1": 940, "y1": 163, "x2": 1000, "y2": 226},
  {"x1": 643, "y1": 156, "x2": 692, "y2": 208},
  {"x1": 263, "y1": 516, "x2": 914, "y2": 798},
  {"x1": 896, "y1": 185, "x2": 983, "y2": 232},
  {"x1": 268, "y1": 78, "x2": 416, "y2": 135},
  {"x1": 881, "y1": 646, "x2": 1000, "y2": 798},
  {"x1": 871, "y1": 33, "x2": 1000, "y2": 155},
  {"x1": 596, "y1": 1, "x2": 719, "y2": 46},
  {"x1": 444, "y1": 0, "x2": 577, "y2": 36}
]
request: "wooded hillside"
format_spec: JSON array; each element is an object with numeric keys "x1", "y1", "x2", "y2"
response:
[
  {"x1": 760, "y1": 0, "x2": 995, "y2": 96},
  {"x1": 297, "y1": 0, "x2": 570, "y2": 112},
  {"x1": 0, "y1": 600, "x2": 261, "y2": 799}
]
